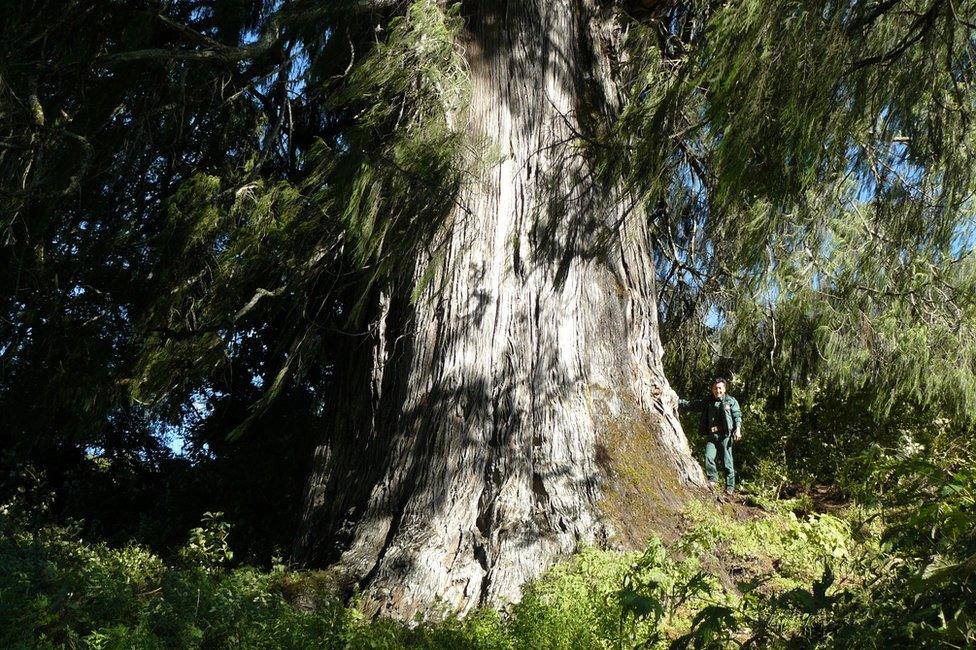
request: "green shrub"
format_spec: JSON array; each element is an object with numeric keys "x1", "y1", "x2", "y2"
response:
[
  {"x1": 177, "y1": 511, "x2": 233, "y2": 572},
  {"x1": 3, "y1": 455, "x2": 973, "y2": 650}
]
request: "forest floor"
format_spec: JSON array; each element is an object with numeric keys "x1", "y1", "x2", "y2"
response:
[
  {"x1": 2, "y1": 481, "x2": 925, "y2": 648},
  {"x1": 680, "y1": 483, "x2": 856, "y2": 599}
]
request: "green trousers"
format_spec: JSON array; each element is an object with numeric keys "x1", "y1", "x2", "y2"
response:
[{"x1": 704, "y1": 433, "x2": 735, "y2": 490}]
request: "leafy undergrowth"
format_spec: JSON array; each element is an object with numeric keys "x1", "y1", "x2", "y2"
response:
[{"x1": 2, "y1": 455, "x2": 973, "y2": 649}]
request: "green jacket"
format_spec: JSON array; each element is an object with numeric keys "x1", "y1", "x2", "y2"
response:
[{"x1": 679, "y1": 395, "x2": 742, "y2": 438}]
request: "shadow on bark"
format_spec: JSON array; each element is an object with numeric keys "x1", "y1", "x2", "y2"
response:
[
  {"x1": 461, "y1": 0, "x2": 630, "y2": 288},
  {"x1": 295, "y1": 0, "x2": 704, "y2": 620}
]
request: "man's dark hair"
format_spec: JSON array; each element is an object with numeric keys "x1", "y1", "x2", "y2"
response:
[{"x1": 712, "y1": 377, "x2": 727, "y2": 386}]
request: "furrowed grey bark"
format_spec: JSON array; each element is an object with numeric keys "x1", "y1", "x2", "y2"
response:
[{"x1": 297, "y1": 0, "x2": 705, "y2": 620}]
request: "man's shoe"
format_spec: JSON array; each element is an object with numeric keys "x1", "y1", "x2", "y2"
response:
[{"x1": 707, "y1": 481, "x2": 717, "y2": 492}]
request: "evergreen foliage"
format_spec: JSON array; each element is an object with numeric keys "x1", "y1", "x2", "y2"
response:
[
  {"x1": 1, "y1": 0, "x2": 976, "y2": 643},
  {"x1": 1, "y1": 0, "x2": 469, "y2": 534},
  {"x1": 614, "y1": 0, "x2": 976, "y2": 419},
  {"x1": 3, "y1": 0, "x2": 974, "y2": 469}
]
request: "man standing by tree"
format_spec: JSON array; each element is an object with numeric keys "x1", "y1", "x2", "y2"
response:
[{"x1": 680, "y1": 379, "x2": 743, "y2": 496}]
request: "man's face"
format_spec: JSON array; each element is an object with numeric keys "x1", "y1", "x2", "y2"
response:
[{"x1": 711, "y1": 381, "x2": 726, "y2": 399}]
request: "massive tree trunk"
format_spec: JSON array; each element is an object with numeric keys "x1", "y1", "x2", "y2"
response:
[{"x1": 296, "y1": 0, "x2": 705, "y2": 620}]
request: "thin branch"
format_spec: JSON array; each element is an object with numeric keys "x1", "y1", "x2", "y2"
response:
[{"x1": 851, "y1": 0, "x2": 944, "y2": 70}]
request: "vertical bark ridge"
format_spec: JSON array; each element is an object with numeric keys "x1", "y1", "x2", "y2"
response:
[{"x1": 297, "y1": 0, "x2": 705, "y2": 620}]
